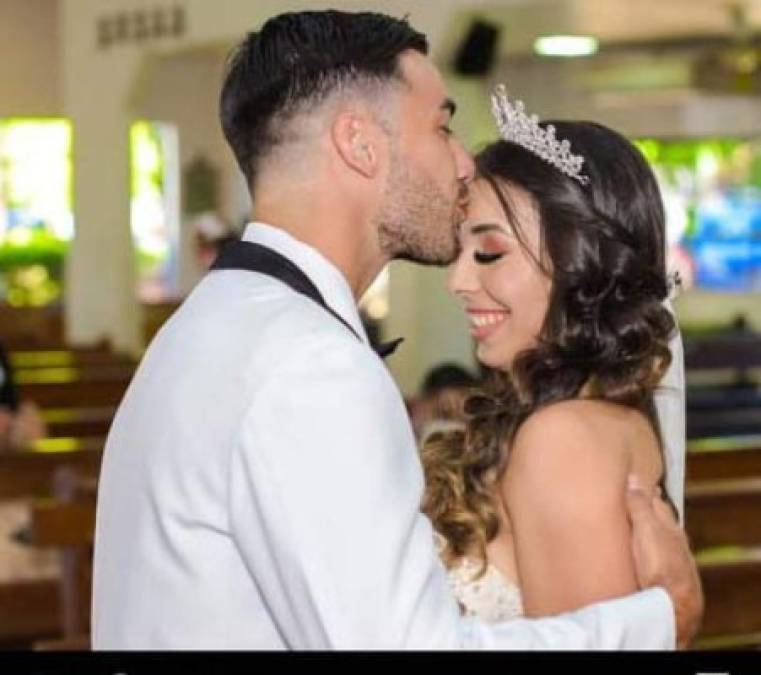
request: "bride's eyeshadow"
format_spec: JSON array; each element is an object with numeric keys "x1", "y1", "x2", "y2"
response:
[{"x1": 473, "y1": 232, "x2": 510, "y2": 264}]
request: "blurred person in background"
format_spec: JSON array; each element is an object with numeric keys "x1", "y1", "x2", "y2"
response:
[
  {"x1": 411, "y1": 362, "x2": 478, "y2": 441},
  {"x1": 0, "y1": 342, "x2": 46, "y2": 451}
]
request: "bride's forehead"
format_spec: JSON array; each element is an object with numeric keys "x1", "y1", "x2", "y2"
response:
[{"x1": 457, "y1": 221, "x2": 513, "y2": 242}]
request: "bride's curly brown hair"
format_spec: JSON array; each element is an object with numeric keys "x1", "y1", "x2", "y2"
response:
[{"x1": 421, "y1": 122, "x2": 676, "y2": 573}]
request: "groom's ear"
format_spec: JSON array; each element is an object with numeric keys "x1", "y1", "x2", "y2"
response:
[{"x1": 330, "y1": 109, "x2": 381, "y2": 179}]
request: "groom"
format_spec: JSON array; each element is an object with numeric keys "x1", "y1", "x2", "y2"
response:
[{"x1": 92, "y1": 10, "x2": 702, "y2": 648}]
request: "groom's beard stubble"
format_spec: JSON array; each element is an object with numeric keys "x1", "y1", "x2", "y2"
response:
[{"x1": 375, "y1": 154, "x2": 462, "y2": 267}]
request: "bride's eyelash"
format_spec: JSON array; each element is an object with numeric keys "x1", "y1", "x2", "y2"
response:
[{"x1": 474, "y1": 251, "x2": 504, "y2": 264}]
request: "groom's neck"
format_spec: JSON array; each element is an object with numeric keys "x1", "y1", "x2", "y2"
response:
[{"x1": 251, "y1": 190, "x2": 385, "y2": 302}]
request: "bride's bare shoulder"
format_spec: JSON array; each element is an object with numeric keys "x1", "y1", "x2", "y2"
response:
[
  {"x1": 502, "y1": 399, "x2": 637, "y2": 501},
  {"x1": 512, "y1": 398, "x2": 633, "y2": 453}
]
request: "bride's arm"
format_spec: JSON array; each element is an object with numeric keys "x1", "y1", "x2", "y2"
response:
[{"x1": 501, "y1": 400, "x2": 644, "y2": 617}]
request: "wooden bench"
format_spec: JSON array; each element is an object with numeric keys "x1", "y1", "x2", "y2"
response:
[
  {"x1": 0, "y1": 438, "x2": 101, "y2": 645},
  {"x1": 27, "y1": 466, "x2": 96, "y2": 650},
  {"x1": 687, "y1": 407, "x2": 761, "y2": 439},
  {"x1": 686, "y1": 477, "x2": 761, "y2": 551},
  {"x1": 0, "y1": 437, "x2": 103, "y2": 501},
  {"x1": 685, "y1": 333, "x2": 761, "y2": 373},
  {"x1": 0, "y1": 579, "x2": 60, "y2": 647},
  {"x1": 0, "y1": 465, "x2": 98, "y2": 650},
  {"x1": 0, "y1": 306, "x2": 64, "y2": 349},
  {"x1": 9, "y1": 349, "x2": 136, "y2": 370},
  {"x1": 695, "y1": 547, "x2": 761, "y2": 648},
  {"x1": 17, "y1": 376, "x2": 132, "y2": 409},
  {"x1": 687, "y1": 435, "x2": 761, "y2": 482},
  {"x1": 10, "y1": 347, "x2": 136, "y2": 410},
  {"x1": 8, "y1": 349, "x2": 127, "y2": 442},
  {"x1": 41, "y1": 407, "x2": 116, "y2": 439},
  {"x1": 683, "y1": 331, "x2": 761, "y2": 438},
  {"x1": 0, "y1": 302, "x2": 175, "y2": 349}
]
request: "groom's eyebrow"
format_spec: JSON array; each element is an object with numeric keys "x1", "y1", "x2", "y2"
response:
[{"x1": 441, "y1": 98, "x2": 457, "y2": 118}]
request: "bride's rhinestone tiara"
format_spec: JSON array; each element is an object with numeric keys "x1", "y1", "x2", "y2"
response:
[{"x1": 490, "y1": 84, "x2": 589, "y2": 185}]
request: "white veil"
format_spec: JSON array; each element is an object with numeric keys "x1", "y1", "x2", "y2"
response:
[{"x1": 654, "y1": 296, "x2": 686, "y2": 525}]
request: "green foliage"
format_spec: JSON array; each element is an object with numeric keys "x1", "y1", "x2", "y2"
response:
[{"x1": 0, "y1": 229, "x2": 67, "y2": 306}]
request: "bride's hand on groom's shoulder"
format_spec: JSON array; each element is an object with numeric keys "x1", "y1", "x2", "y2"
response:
[{"x1": 626, "y1": 475, "x2": 704, "y2": 649}]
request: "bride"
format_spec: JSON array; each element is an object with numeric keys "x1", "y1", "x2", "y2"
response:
[{"x1": 422, "y1": 88, "x2": 686, "y2": 623}]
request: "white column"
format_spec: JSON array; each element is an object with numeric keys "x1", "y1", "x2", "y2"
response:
[{"x1": 61, "y1": 1, "x2": 142, "y2": 355}]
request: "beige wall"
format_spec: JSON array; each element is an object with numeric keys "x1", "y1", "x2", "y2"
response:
[
  {"x1": 0, "y1": 0, "x2": 60, "y2": 116},
  {"x1": 675, "y1": 292, "x2": 761, "y2": 332}
]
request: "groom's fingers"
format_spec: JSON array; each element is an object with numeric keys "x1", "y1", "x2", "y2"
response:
[
  {"x1": 652, "y1": 494, "x2": 680, "y2": 529},
  {"x1": 625, "y1": 477, "x2": 659, "y2": 589},
  {"x1": 626, "y1": 473, "x2": 704, "y2": 649},
  {"x1": 626, "y1": 476, "x2": 676, "y2": 529},
  {"x1": 626, "y1": 475, "x2": 658, "y2": 529}
]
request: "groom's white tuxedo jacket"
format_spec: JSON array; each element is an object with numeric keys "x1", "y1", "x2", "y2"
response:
[{"x1": 92, "y1": 222, "x2": 675, "y2": 649}]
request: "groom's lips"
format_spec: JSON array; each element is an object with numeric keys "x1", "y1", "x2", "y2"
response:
[{"x1": 467, "y1": 309, "x2": 510, "y2": 341}]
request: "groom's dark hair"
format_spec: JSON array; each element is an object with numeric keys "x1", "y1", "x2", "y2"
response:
[{"x1": 220, "y1": 11, "x2": 428, "y2": 191}]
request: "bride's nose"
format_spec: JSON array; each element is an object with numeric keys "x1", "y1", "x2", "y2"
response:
[{"x1": 447, "y1": 248, "x2": 479, "y2": 298}]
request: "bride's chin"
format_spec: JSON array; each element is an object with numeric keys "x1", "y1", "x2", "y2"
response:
[{"x1": 476, "y1": 347, "x2": 510, "y2": 372}]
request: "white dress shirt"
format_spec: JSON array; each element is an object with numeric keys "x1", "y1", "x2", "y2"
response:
[{"x1": 92, "y1": 222, "x2": 675, "y2": 649}]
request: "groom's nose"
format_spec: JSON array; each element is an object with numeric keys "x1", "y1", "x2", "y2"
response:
[{"x1": 450, "y1": 136, "x2": 475, "y2": 183}]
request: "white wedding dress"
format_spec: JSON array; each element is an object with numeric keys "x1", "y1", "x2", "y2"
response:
[{"x1": 435, "y1": 533, "x2": 524, "y2": 622}]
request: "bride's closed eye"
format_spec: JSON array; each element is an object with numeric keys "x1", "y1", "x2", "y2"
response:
[{"x1": 474, "y1": 251, "x2": 505, "y2": 264}]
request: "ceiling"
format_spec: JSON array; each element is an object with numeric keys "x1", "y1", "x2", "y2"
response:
[{"x1": 454, "y1": 0, "x2": 761, "y2": 56}]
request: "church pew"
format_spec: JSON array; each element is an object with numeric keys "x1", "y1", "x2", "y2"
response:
[
  {"x1": 11, "y1": 349, "x2": 136, "y2": 409},
  {"x1": 9, "y1": 350, "x2": 127, "y2": 437},
  {"x1": 143, "y1": 301, "x2": 180, "y2": 344},
  {"x1": 0, "y1": 457, "x2": 100, "y2": 648},
  {"x1": 0, "y1": 437, "x2": 103, "y2": 501},
  {"x1": 17, "y1": 375, "x2": 132, "y2": 409},
  {"x1": 9, "y1": 349, "x2": 136, "y2": 370},
  {"x1": 0, "y1": 301, "x2": 180, "y2": 350},
  {"x1": 687, "y1": 407, "x2": 761, "y2": 439},
  {"x1": 684, "y1": 332, "x2": 761, "y2": 439},
  {"x1": 26, "y1": 466, "x2": 96, "y2": 649},
  {"x1": 0, "y1": 306, "x2": 64, "y2": 350},
  {"x1": 41, "y1": 407, "x2": 116, "y2": 439},
  {"x1": 0, "y1": 579, "x2": 59, "y2": 647},
  {"x1": 687, "y1": 435, "x2": 761, "y2": 482},
  {"x1": 0, "y1": 466, "x2": 98, "y2": 648},
  {"x1": 685, "y1": 478, "x2": 761, "y2": 551},
  {"x1": 695, "y1": 547, "x2": 761, "y2": 646},
  {"x1": 685, "y1": 333, "x2": 761, "y2": 372}
]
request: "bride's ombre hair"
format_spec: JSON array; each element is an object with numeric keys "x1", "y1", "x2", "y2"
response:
[{"x1": 422, "y1": 122, "x2": 676, "y2": 572}]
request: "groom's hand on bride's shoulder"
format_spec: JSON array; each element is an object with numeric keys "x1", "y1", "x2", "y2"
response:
[{"x1": 626, "y1": 474, "x2": 704, "y2": 650}]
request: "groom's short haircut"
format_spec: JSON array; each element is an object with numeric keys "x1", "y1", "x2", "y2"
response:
[{"x1": 220, "y1": 10, "x2": 428, "y2": 191}]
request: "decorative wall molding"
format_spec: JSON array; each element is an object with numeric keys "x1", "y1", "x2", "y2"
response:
[{"x1": 96, "y1": 5, "x2": 186, "y2": 50}]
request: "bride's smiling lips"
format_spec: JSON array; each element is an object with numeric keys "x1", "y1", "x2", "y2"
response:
[{"x1": 466, "y1": 308, "x2": 510, "y2": 341}]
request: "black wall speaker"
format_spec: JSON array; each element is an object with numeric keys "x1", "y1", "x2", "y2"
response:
[{"x1": 452, "y1": 19, "x2": 501, "y2": 77}]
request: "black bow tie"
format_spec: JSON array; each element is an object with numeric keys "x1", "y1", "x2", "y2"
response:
[{"x1": 373, "y1": 337, "x2": 404, "y2": 359}]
